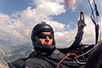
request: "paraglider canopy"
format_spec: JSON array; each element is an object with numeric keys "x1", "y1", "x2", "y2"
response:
[{"x1": 65, "y1": 0, "x2": 76, "y2": 10}]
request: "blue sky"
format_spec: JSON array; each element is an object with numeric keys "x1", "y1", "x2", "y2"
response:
[
  {"x1": 0, "y1": 0, "x2": 30, "y2": 15},
  {"x1": 0, "y1": 0, "x2": 102, "y2": 48}
]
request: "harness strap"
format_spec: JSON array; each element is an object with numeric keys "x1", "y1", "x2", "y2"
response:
[{"x1": 57, "y1": 53, "x2": 78, "y2": 68}]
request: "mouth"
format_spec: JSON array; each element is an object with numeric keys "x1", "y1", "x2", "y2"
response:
[{"x1": 44, "y1": 43, "x2": 51, "y2": 46}]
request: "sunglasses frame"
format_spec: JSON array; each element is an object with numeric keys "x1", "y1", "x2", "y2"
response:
[{"x1": 38, "y1": 34, "x2": 53, "y2": 39}]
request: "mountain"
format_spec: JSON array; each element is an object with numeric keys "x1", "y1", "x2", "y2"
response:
[
  {"x1": 0, "y1": 57, "x2": 9, "y2": 68},
  {"x1": 0, "y1": 36, "x2": 29, "y2": 47},
  {"x1": 0, "y1": 30, "x2": 33, "y2": 62},
  {"x1": 0, "y1": 37, "x2": 33, "y2": 67},
  {"x1": 3, "y1": 43, "x2": 33, "y2": 62}
]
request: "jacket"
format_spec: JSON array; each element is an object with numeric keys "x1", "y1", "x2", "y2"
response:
[{"x1": 8, "y1": 49, "x2": 84, "y2": 68}]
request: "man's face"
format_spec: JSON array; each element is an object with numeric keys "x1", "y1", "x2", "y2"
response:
[{"x1": 38, "y1": 32, "x2": 53, "y2": 46}]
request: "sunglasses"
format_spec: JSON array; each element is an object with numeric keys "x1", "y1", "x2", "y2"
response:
[{"x1": 38, "y1": 34, "x2": 53, "y2": 39}]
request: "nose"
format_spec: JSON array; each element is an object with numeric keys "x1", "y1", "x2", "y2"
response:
[
  {"x1": 45, "y1": 36, "x2": 50, "y2": 40},
  {"x1": 45, "y1": 36, "x2": 50, "y2": 42}
]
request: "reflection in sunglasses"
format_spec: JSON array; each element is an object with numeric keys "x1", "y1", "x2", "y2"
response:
[{"x1": 38, "y1": 34, "x2": 53, "y2": 39}]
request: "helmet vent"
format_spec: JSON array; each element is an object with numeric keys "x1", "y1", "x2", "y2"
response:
[{"x1": 41, "y1": 21, "x2": 46, "y2": 24}]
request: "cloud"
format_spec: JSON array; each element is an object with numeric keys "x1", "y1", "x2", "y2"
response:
[
  {"x1": 0, "y1": 0, "x2": 102, "y2": 49},
  {"x1": 0, "y1": 0, "x2": 66, "y2": 46},
  {"x1": 46, "y1": 21, "x2": 66, "y2": 32},
  {"x1": 55, "y1": 15, "x2": 102, "y2": 48},
  {"x1": 82, "y1": 16, "x2": 95, "y2": 44},
  {"x1": 31, "y1": 0, "x2": 65, "y2": 15},
  {"x1": 55, "y1": 28, "x2": 77, "y2": 48},
  {"x1": 82, "y1": 16, "x2": 102, "y2": 44}
]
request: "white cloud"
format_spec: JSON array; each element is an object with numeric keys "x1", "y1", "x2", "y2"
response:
[
  {"x1": 0, "y1": 13, "x2": 101, "y2": 48},
  {"x1": 46, "y1": 21, "x2": 66, "y2": 32},
  {"x1": 0, "y1": 12, "x2": 15, "y2": 35},
  {"x1": 55, "y1": 15, "x2": 102, "y2": 48},
  {"x1": 82, "y1": 16, "x2": 95, "y2": 44},
  {"x1": 55, "y1": 29, "x2": 77, "y2": 48},
  {"x1": 0, "y1": 0, "x2": 66, "y2": 46},
  {"x1": 0, "y1": 0, "x2": 102, "y2": 49},
  {"x1": 32, "y1": 0, "x2": 65, "y2": 15}
]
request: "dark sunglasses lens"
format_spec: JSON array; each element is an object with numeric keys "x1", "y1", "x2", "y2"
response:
[
  {"x1": 38, "y1": 34, "x2": 53, "y2": 39},
  {"x1": 49, "y1": 34, "x2": 53, "y2": 39},
  {"x1": 38, "y1": 34, "x2": 47, "y2": 39}
]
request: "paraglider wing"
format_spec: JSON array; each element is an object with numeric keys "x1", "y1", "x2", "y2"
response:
[{"x1": 65, "y1": 0, "x2": 75, "y2": 9}]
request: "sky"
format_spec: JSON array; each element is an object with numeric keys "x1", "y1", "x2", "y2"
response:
[{"x1": 0, "y1": 0, "x2": 102, "y2": 48}]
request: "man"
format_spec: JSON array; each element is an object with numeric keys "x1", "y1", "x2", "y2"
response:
[{"x1": 8, "y1": 22, "x2": 87, "y2": 68}]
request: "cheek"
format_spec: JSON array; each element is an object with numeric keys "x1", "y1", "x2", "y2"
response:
[
  {"x1": 50, "y1": 39, "x2": 53, "y2": 44},
  {"x1": 39, "y1": 39, "x2": 45, "y2": 44}
]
